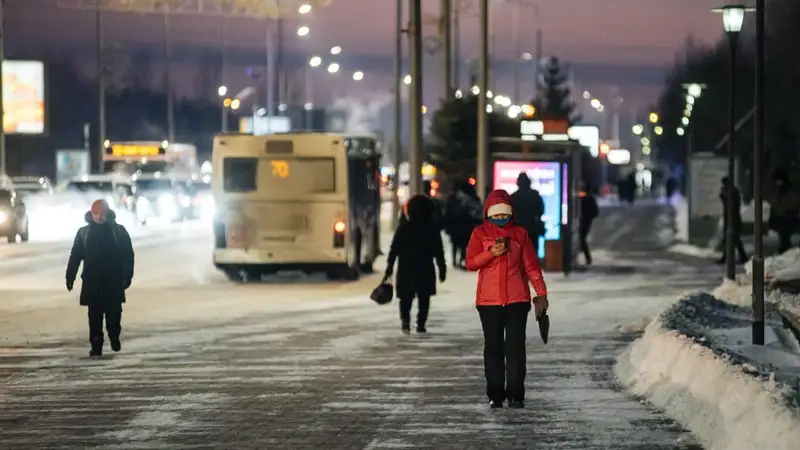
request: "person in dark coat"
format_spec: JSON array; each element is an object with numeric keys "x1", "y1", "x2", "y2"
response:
[
  {"x1": 510, "y1": 173, "x2": 545, "y2": 253},
  {"x1": 718, "y1": 177, "x2": 748, "y2": 264},
  {"x1": 767, "y1": 170, "x2": 799, "y2": 254},
  {"x1": 444, "y1": 181, "x2": 483, "y2": 269},
  {"x1": 579, "y1": 183, "x2": 599, "y2": 266},
  {"x1": 385, "y1": 195, "x2": 446, "y2": 333},
  {"x1": 66, "y1": 199, "x2": 134, "y2": 357}
]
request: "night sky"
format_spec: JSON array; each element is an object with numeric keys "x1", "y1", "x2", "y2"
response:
[{"x1": 5, "y1": 0, "x2": 727, "y2": 113}]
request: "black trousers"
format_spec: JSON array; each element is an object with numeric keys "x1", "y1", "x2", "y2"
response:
[
  {"x1": 88, "y1": 303, "x2": 122, "y2": 346},
  {"x1": 579, "y1": 222, "x2": 592, "y2": 265},
  {"x1": 399, "y1": 294, "x2": 430, "y2": 326},
  {"x1": 477, "y1": 302, "x2": 530, "y2": 402},
  {"x1": 720, "y1": 232, "x2": 748, "y2": 261}
]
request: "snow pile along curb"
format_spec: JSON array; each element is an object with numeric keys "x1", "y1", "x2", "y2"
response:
[{"x1": 616, "y1": 292, "x2": 800, "y2": 450}]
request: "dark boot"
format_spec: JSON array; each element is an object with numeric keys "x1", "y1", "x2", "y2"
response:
[
  {"x1": 489, "y1": 400, "x2": 503, "y2": 409},
  {"x1": 90, "y1": 337, "x2": 103, "y2": 358},
  {"x1": 110, "y1": 338, "x2": 121, "y2": 352},
  {"x1": 401, "y1": 321, "x2": 410, "y2": 334},
  {"x1": 508, "y1": 399, "x2": 525, "y2": 409}
]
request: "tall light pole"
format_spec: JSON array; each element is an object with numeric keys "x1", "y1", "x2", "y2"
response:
[
  {"x1": 392, "y1": 0, "x2": 403, "y2": 229},
  {"x1": 715, "y1": 5, "x2": 747, "y2": 281},
  {"x1": 0, "y1": 0, "x2": 7, "y2": 176},
  {"x1": 163, "y1": 9, "x2": 175, "y2": 142},
  {"x1": 408, "y1": 0, "x2": 423, "y2": 198},
  {"x1": 439, "y1": 0, "x2": 452, "y2": 101},
  {"x1": 753, "y1": 0, "x2": 766, "y2": 345},
  {"x1": 95, "y1": 6, "x2": 106, "y2": 174},
  {"x1": 476, "y1": 0, "x2": 489, "y2": 200}
]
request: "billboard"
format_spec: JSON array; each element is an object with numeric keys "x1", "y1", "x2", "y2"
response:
[
  {"x1": 56, "y1": 150, "x2": 90, "y2": 183},
  {"x1": 3, "y1": 61, "x2": 45, "y2": 134},
  {"x1": 493, "y1": 161, "x2": 562, "y2": 257}
]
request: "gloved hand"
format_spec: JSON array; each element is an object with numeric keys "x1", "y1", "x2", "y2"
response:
[
  {"x1": 439, "y1": 266, "x2": 447, "y2": 283},
  {"x1": 66, "y1": 279, "x2": 74, "y2": 292},
  {"x1": 533, "y1": 295, "x2": 549, "y2": 317}
]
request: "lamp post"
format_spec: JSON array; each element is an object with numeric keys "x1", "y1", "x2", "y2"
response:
[
  {"x1": 715, "y1": 4, "x2": 748, "y2": 281},
  {"x1": 476, "y1": 0, "x2": 489, "y2": 200},
  {"x1": 753, "y1": 0, "x2": 766, "y2": 345},
  {"x1": 218, "y1": 85, "x2": 229, "y2": 132}
]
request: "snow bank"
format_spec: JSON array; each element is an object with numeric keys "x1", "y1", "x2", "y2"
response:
[
  {"x1": 744, "y1": 248, "x2": 800, "y2": 282},
  {"x1": 616, "y1": 292, "x2": 800, "y2": 450}
]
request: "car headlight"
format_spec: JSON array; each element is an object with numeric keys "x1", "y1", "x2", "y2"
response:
[{"x1": 0, "y1": 211, "x2": 7, "y2": 223}]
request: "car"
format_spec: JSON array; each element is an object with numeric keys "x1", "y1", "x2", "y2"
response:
[
  {"x1": 64, "y1": 174, "x2": 140, "y2": 222},
  {"x1": 132, "y1": 173, "x2": 191, "y2": 223},
  {"x1": 11, "y1": 176, "x2": 53, "y2": 195},
  {"x1": 0, "y1": 188, "x2": 30, "y2": 243}
]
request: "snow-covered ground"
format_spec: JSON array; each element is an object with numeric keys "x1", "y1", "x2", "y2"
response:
[
  {"x1": 618, "y1": 291, "x2": 800, "y2": 449},
  {"x1": 0, "y1": 202, "x2": 730, "y2": 448}
]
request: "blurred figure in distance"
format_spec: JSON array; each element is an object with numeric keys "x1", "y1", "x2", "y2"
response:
[
  {"x1": 510, "y1": 173, "x2": 545, "y2": 255},
  {"x1": 65, "y1": 199, "x2": 134, "y2": 358}
]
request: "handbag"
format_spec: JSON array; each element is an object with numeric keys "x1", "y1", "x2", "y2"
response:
[{"x1": 370, "y1": 275, "x2": 394, "y2": 305}]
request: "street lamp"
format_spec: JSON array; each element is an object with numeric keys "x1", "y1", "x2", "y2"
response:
[
  {"x1": 330, "y1": 46, "x2": 342, "y2": 55},
  {"x1": 352, "y1": 71, "x2": 364, "y2": 81},
  {"x1": 309, "y1": 56, "x2": 322, "y2": 67},
  {"x1": 648, "y1": 112, "x2": 659, "y2": 123},
  {"x1": 217, "y1": 85, "x2": 227, "y2": 96},
  {"x1": 298, "y1": 4, "x2": 312, "y2": 14},
  {"x1": 403, "y1": 75, "x2": 412, "y2": 85},
  {"x1": 632, "y1": 124, "x2": 644, "y2": 135},
  {"x1": 297, "y1": 26, "x2": 310, "y2": 37},
  {"x1": 230, "y1": 98, "x2": 240, "y2": 110},
  {"x1": 714, "y1": 4, "x2": 751, "y2": 280},
  {"x1": 327, "y1": 63, "x2": 340, "y2": 74}
]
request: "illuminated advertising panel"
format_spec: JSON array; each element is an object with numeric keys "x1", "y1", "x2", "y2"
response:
[
  {"x1": 567, "y1": 125, "x2": 600, "y2": 157},
  {"x1": 493, "y1": 161, "x2": 562, "y2": 256},
  {"x1": 3, "y1": 61, "x2": 45, "y2": 134}
]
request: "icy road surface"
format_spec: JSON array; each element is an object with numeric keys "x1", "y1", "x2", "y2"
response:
[{"x1": 0, "y1": 204, "x2": 718, "y2": 449}]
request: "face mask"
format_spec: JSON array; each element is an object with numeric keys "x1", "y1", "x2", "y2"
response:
[{"x1": 489, "y1": 217, "x2": 511, "y2": 226}]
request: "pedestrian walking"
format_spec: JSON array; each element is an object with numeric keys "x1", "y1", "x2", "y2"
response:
[
  {"x1": 718, "y1": 177, "x2": 748, "y2": 264},
  {"x1": 767, "y1": 170, "x2": 799, "y2": 254},
  {"x1": 465, "y1": 190, "x2": 548, "y2": 409},
  {"x1": 510, "y1": 173, "x2": 545, "y2": 253},
  {"x1": 444, "y1": 181, "x2": 483, "y2": 269},
  {"x1": 65, "y1": 199, "x2": 135, "y2": 358},
  {"x1": 385, "y1": 195, "x2": 446, "y2": 334},
  {"x1": 579, "y1": 183, "x2": 599, "y2": 266}
]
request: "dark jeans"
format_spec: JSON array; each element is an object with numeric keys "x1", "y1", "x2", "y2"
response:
[
  {"x1": 579, "y1": 222, "x2": 592, "y2": 265},
  {"x1": 720, "y1": 232, "x2": 748, "y2": 262},
  {"x1": 399, "y1": 294, "x2": 430, "y2": 327},
  {"x1": 477, "y1": 302, "x2": 531, "y2": 402},
  {"x1": 88, "y1": 303, "x2": 122, "y2": 347}
]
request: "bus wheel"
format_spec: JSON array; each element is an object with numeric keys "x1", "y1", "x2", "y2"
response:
[{"x1": 223, "y1": 268, "x2": 245, "y2": 283}]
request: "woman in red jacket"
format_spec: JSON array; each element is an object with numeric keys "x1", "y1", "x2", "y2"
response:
[{"x1": 465, "y1": 189, "x2": 548, "y2": 409}]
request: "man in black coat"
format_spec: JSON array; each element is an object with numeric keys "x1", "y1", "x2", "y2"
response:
[
  {"x1": 510, "y1": 173, "x2": 545, "y2": 252},
  {"x1": 385, "y1": 195, "x2": 446, "y2": 334},
  {"x1": 66, "y1": 199, "x2": 134, "y2": 357},
  {"x1": 718, "y1": 177, "x2": 748, "y2": 264}
]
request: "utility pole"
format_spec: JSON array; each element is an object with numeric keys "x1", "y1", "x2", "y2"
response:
[
  {"x1": 439, "y1": 0, "x2": 452, "y2": 101},
  {"x1": 476, "y1": 0, "x2": 489, "y2": 199},
  {"x1": 392, "y1": 0, "x2": 403, "y2": 229},
  {"x1": 512, "y1": 0, "x2": 521, "y2": 103},
  {"x1": 534, "y1": 27, "x2": 542, "y2": 99},
  {"x1": 0, "y1": 0, "x2": 7, "y2": 176},
  {"x1": 452, "y1": 1, "x2": 460, "y2": 90},
  {"x1": 164, "y1": 10, "x2": 175, "y2": 142},
  {"x1": 96, "y1": 6, "x2": 106, "y2": 173},
  {"x1": 752, "y1": 0, "x2": 765, "y2": 345},
  {"x1": 408, "y1": 0, "x2": 423, "y2": 198},
  {"x1": 220, "y1": 16, "x2": 228, "y2": 132}
]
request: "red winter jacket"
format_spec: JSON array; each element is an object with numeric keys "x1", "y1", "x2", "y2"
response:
[{"x1": 465, "y1": 189, "x2": 547, "y2": 306}]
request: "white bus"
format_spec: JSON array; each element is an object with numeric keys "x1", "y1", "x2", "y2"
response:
[{"x1": 211, "y1": 133, "x2": 382, "y2": 281}]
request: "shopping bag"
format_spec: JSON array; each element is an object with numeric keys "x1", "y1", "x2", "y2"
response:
[{"x1": 370, "y1": 276, "x2": 394, "y2": 305}]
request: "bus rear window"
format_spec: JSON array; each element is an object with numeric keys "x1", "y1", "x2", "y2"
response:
[
  {"x1": 224, "y1": 158, "x2": 257, "y2": 192},
  {"x1": 262, "y1": 157, "x2": 335, "y2": 193}
]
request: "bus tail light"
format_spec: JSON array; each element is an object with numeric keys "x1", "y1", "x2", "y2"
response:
[
  {"x1": 333, "y1": 220, "x2": 346, "y2": 248},
  {"x1": 227, "y1": 222, "x2": 247, "y2": 249}
]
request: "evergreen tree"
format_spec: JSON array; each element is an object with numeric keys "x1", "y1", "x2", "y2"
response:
[{"x1": 533, "y1": 56, "x2": 579, "y2": 124}]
